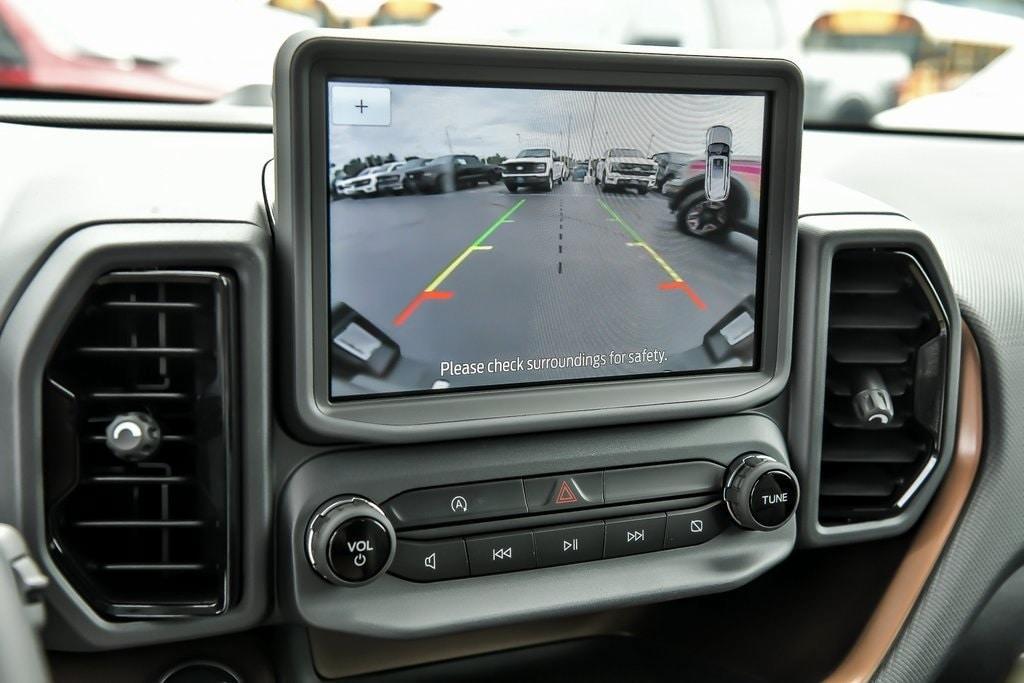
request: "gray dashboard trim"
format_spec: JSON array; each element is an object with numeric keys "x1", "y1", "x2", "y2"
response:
[
  {"x1": 789, "y1": 214, "x2": 962, "y2": 547},
  {"x1": 797, "y1": 130, "x2": 1024, "y2": 683},
  {"x1": 0, "y1": 222, "x2": 272, "y2": 650},
  {"x1": 277, "y1": 414, "x2": 795, "y2": 637},
  {"x1": 0, "y1": 98, "x2": 272, "y2": 131}
]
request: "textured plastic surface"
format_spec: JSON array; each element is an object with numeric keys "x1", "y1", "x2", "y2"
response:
[
  {"x1": 0, "y1": 525, "x2": 50, "y2": 683},
  {"x1": 0, "y1": 223, "x2": 271, "y2": 650},
  {"x1": 278, "y1": 415, "x2": 796, "y2": 637},
  {"x1": 789, "y1": 213, "x2": 961, "y2": 547},
  {"x1": 801, "y1": 130, "x2": 1018, "y2": 682},
  {"x1": 273, "y1": 32, "x2": 803, "y2": 442}
]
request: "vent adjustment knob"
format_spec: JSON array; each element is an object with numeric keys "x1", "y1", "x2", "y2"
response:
[
  {"x1": 723, "y1": 454, "x2": 799, "y2": 531},
  {"x1": 306, "y1": 497, "x2": 396, "y2": 585},
  {"x1": 104, "y1": 412, "x2": 161, "y2": 462},
  {"x1": 850, "y1": 368, "x2": 895, "y2": 426}
]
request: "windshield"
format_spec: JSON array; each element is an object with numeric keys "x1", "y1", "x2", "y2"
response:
[
  {"x1": 2, "y1": 0, "x2": 1022, "y2": 135},
  {"x1": 517, "y1": 148, "x2": 553, "y2": 157},
  {"x1": 608, "y1": 148, "x2": 644, "y2": 158}
]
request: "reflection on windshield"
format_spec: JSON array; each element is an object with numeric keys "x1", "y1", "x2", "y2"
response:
[{"x1": 0, "y1": 0, "x2": 1022, "y2": 134}]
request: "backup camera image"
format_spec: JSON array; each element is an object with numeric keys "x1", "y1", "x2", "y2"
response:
[{"x1": 327, "y1": 80, "x2": 768, "y2": 399}]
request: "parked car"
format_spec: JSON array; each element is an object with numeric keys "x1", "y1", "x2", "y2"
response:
[
  {"x1": 501, "y1": 148, "x2": 567, "y2": 192},
  {"x1": 404, "y1": 154, "x2": 500, "y2": 193},
  {"x1": 798, "y1": 10, "x2": 914, "y2": 125},
  {"x1": 667, "y1": 155, "x2": 762, "y2": 199},
  {"x1": 571, "y1": 162, "x2": 589, "y2": 181},
  {"x1": 396, "y1": 157, "x2": 431, "y2": 191},
  {"x1": 668, "y1": 173, "x2": 756, "y2": 241},
  {"x1": 596, "y1": 148, "x2": 658, "y2": 193},
  {"x1": 651, "y1": 151, "x2": 694, "y2": 192},
  {"x1": 334, "y1": 162, "x2": 403, "y2": 197}
]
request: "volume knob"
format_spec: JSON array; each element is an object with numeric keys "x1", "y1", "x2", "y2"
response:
[
  {"x1": 723, "y1": 454, "x2": 799, "y2": 531},
  {"x1": 306, "y1": 497, "x2": 396, "y2": 585}
]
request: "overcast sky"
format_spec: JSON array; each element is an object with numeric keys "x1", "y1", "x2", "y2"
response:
[{"x1": 329, "y1": 81, "x2": 765, "y2": 168}]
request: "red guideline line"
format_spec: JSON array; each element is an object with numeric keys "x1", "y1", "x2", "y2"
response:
[
  {"x1": 658, "y1": 281, "x2": 707, "y2": 311},
  {"x1": 393, "y1": 290, "x2": 453, "y2": 327}
]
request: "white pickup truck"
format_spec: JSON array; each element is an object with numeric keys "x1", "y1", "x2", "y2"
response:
[
  {"x1": 597, "y1": 148, "x2": 658, "y2": 194},
  {"x1": 334, "y1": 162, "x2": 403, "y2": 198},
  {"x1": 501, "y1": 148, "x2": 567, "y2": 193}
]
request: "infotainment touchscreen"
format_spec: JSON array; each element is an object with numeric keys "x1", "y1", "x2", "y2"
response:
[{"x1": 326, "y1": 80, "x2": 769, "y2": 400}]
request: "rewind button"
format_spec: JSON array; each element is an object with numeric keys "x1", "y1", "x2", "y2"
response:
[{"x1": 467, "y1": 532, "x2": 536, "y2": 576}]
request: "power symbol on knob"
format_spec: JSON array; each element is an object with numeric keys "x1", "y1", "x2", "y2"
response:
[{"x1": 306, "y1": 497, "x2": 396, "y2": 586}]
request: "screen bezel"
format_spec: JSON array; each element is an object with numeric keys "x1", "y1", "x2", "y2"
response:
[{"x1": 274, "y1": 32, "x2": 803, "y2": 443}]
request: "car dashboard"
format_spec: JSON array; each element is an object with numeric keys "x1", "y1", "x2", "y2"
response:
[{"x1": 0, "y1": 34, "x2": 1021, "y2": 683}]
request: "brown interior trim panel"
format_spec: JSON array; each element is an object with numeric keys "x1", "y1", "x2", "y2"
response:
[{"x1": 827, "y1": 323, "x2": 983, "y2": 683}]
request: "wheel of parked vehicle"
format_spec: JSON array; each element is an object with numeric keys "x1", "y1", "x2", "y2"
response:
[
  {"x1": 684, "y1": 200, "x2": 729, "y2": 239},
  {"x1": 599, "y1": 175, "x2": 608, "y2": 193},
  {"x1": 639, "y1": 187, "x2": 648, "y2": 195},
  {"x1": 670, "y1": 175, "x2": 749, "y2": 240},
  {"x1": 506, "y1": 184, "x2": 518, "y2": 193},
  {"x1": 544, "y1": 173, "x2": 553, "y2": 192}
]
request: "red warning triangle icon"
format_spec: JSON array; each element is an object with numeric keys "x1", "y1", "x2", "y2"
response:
[{"x1": 554, "y1": 480, "x2": 579, "y2": 505}]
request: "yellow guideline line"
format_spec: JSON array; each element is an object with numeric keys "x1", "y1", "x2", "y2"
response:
[
  {"x1": 626, "y1": 242, "x2": 683, "y2": 282},
  {"x1": 423, "y1": 199, "x2": 525, "y2": 292},
  {"x1": 425, "y1": 247, "x2": 476, "y2": 292},
  {"x1": 601, "y1": 197, "x2": 683, "y2": 282}
]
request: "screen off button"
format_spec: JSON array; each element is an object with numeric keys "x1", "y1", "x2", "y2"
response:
[{"x1": 330, "y1": 85, "x2": 391, "y2": 126}]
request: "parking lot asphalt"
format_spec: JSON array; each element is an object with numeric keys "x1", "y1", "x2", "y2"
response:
[{"x1": 329, "y1": 180, "x2": 759, "y2": 392}]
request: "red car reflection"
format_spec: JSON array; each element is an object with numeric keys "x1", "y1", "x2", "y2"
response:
[{"x1": 0, "y1": 0, "x2": 219, "y2": 101}]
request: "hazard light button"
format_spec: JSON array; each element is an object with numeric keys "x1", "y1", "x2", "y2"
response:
[{"x1": 524, "y1": 472, "x2": 604, "y2": 512}]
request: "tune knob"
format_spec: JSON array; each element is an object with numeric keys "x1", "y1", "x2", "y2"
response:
[
  {"x1": 723, "y1": 454, "x2": 799, "y2": 531},
  {"x1": 306, "y1": 497, "x2": 396, "y2": 585}
]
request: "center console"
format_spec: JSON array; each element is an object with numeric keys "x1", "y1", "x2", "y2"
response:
[{"x1": 271, "y1": 33, "x2": 805, "y2": 637}]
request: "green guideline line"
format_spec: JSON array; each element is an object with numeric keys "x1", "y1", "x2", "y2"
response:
[
  {"x1": 597, "y1": 199, "x2": 645, "y2": 243},
  {"x1": 598, "y1": 198, "x2": 684, "y2": 283},
  {"x1": 473, "y1": 198, "x2": 526, "y2": 247},
  {"x1": 423, "y1": 198, "x2": 526, "y2": 292}
]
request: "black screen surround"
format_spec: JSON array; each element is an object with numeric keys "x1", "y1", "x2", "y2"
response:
[{"x1": 273, "y1": 34, "x2": 803, "y2": 442}]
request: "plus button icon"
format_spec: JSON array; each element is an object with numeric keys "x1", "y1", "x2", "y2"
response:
[{"x1": 354, "y1": 99, "x2": 369, "y2": 114}]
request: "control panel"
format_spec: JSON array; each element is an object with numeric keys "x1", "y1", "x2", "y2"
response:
[
  {"x1": 279, "y1": 416, "x2": 799, "y2": 637},
  {"x1": 302, "y1": 456, "x2": 798, "y2": 585}
]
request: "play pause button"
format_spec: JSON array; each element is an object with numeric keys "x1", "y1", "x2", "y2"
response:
[{"x1": 534, "y1": 522, "x2": 604, "y2": 567}]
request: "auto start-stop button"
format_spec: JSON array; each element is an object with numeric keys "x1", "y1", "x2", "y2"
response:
[{"x1": 328, "y1": 517, "x2": 392, "y2": 583}]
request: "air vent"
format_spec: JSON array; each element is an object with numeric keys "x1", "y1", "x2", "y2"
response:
[
  {"x1": 819, "y1": 250, "x2": 949, "y2": 525},
  {"x1": 42, "y1": 271, "x2": 237, "y2": 619}
]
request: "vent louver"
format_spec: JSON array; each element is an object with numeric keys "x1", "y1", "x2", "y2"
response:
[
  {"x1": 43, "y1": 271, "x2": 237, "y2": 619},
  {"x1": 819, "y1": 250, "x2": 948, "y2": 525}
]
